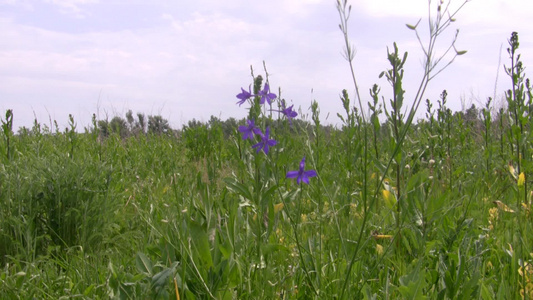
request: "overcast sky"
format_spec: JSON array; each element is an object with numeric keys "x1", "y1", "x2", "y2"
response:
[{"x1": 1, "y1": 0, "x2": 532, "y2": 131}]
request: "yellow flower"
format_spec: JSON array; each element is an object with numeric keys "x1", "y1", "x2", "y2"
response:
[
  {"x1": 301, "y1": 214, "x2": 307, "y2": 223},
  {"x1": 493, "y1": 200, "x2": 515, "y2": 213},
  {"x1": 519, "y1": 172, "x2": 526, "y2": 187},
  {"x1": 520, "y1": 283, "x2": 533, "y2": 300},
  {"x1": 509, "y1": 164, "x2": 518, "y2": 179},
  {"x1": 523, "y1": 203, "x2": 531, "y2": 216},
  {"x1": 373, "y1": 234, "x2": 393, "y2": 240},
  {"x1": 519, "y1": 262, "x2": 533, "y2": 279},
  {"x1": 488, "y1": 207, "x2": 498, "y2": 231},
  {"x1": 274, "y1": 203, "x2": 284, "y2": 214},
  {"x1": 519, "y1": 262, "x2": 533, "y2": 299},
  {"x1": 382, "y1": 189, "x2": 396, "y2": 208},
  {"x1": 376, "y1": 244, "x2": 384, "y2": 255}
]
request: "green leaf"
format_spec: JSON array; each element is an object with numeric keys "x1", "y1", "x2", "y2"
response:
[
  {"x1": 83, "y1": 284, "x2": 95, "y2": 296},
  {"x1": 189, "y1": 220, "x2": 213, "y2": 268},
  {"x1": 398, "y1": 268, "x2": 427, "y2": 300},
  {"x1": 135, "y1": 252, "x2": 153, "y2": 276},
  {"x1": 151, "y1": 267, "x2": 173, "y2": 289},
  {"x1": 224, "y1": 178, "x2": 253, "y2": 201},
  {"x1": 185, "y1": 289, "x2": 197, "y2": 300},
  {"x1": 480, "y1": 282, "x2": 493, "y2": 300},
  {"x1": 260, "y1": 183, "x2": 278, "y2": 206}
]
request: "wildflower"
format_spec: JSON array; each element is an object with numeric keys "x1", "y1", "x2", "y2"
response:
[
  {"x1": 282, "y1": 105, "x2": 297, "y2": 119},
  {"x1": 257, "y1": 83, "x2": 277, "y2": 105},
  {"x1": 382, "y1": 189, "x2": 396, "y2": 209},
  {"x1": 509, "y1": 164, "x2": 518, "y2": 180},
  {"x1": 493, "y1": 200, "x2": 515, "y2": 213},
  {"x1": 523, "y1": 202, "x2": 531, "y2": 217},
  {"x1": 286, "y1": 156, "x2": 317, "y2": 185},
  {"x1": 488, "y1": 207, "x2": 498, "y2": 230},
  {"x1": 376, "y1": 244, "x2": 384, "y2": 255},
  {"x1": 518, "y1": 172, "x2": 525, "y2": 187},
  {"x1": 274, "y1": 100, "x2": 298, "y2": 124},
  {"x1": 236, "y1": 85, "x2": 254, "y2": 106},
  {"x1": 520, "y1": 283, "x2": 533, "y2": 300},
  {"x1": 238, "y1": 119, "x2": 261, "y2": 140},
  {"x1": 372, "y1": 232, "x2": 393, "y2": 240},
  {"x1": 301, "y1": 214, "x2": 308, "y2": 222},
  {"x1": 252, "y1": 126, "x2": 277, "y2": 154}
]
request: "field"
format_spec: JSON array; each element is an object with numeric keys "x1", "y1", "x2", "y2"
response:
[{"x1": 2, "y1": 2, "x2": 533, "y2": 299}]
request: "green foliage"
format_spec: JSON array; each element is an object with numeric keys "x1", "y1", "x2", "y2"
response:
[{"x1": 1, "y1": 109, "x2": 13, "y2": 160}]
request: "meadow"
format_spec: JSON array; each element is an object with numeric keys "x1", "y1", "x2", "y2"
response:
[{"x1": 1, "y1": 1, "x2": 533, "y2": 299}]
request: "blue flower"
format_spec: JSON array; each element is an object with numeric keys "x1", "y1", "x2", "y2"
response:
[
  {"x1": 236, "y1": 85, "x2": 254, "y2": 106},
  {"x1": 257, "y1": 83, "x2": 277, "y2": 105},
  {"x1": 278, "y1": 100, "x2": 298, "y2": 124},
  {"x1": 252, "y1": 126, "x2": 277, "y2": 154},
  {"x1": 286, "y1": 156, "x2": 317, "y2": 184},
  {"x1": 238, "y1": 119, "x2": 261, "y2": 140}
]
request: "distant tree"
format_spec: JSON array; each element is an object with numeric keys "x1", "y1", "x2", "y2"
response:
[
  {"x1": 185, "y1": 118, "x2": 203, "y2": 130},
  {"x1": 464, "y1": 104, "x2": 480, "y2": 123},
  {"x1": 221, "y1": 117, "x2": 238, "y2": 138},
  {"x1": 148, "y1": 115, "x2": 171, "y2": 135},
  {"x1": 137, "y1": 113, "x2": 146, "y2": 134},
  {"x1": 208, "y1": 115, "x2": 221, "y2": 128},
  {"x1": 126, "y1": 110, "x2": 135, "y2": 127},
  {"x1": 98, "y1": 120, "x2": 110, "y2": 138},
  {"x1": 125, "y1": 110, "x2": 147, "y2": 135},
  {"x1": 109, "y1": 116, "x2": 128, "y2": 138}
]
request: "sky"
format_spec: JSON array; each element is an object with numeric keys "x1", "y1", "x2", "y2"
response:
[{"x1": 1, "y1": 0, "x2": 532, "y2": 131}]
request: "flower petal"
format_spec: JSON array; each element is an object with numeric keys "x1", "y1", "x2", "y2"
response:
[
  {"x1": 304, "y1": 170, "x2": 317, "y2": 178},
  {"x1": 286, "y1": 171, "x2": 299, "y2": 179}
]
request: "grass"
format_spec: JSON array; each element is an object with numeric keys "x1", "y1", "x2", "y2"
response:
[{"x1": 2, "y1": 1, "x2": 533, "y2": 299}]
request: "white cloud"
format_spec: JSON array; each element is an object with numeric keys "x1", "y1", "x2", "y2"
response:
[
  {"x1": 0, "y1": 0, "x2": 33, "y2": 9},
  {"x1": 44, "y1": 0, "x2": 98, "y2": 18}
]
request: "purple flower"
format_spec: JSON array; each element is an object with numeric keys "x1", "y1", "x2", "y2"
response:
[
  {"x1": 271, "y1": 100, "x2": 298, "y2": 124},
  {"x1": 257, "y1": 83, "x2": 277, "y2": 105},
  {"x1": 252, "y1": 126, "x2": 277, "y2": 154},
  {"x1": 236, "y1": 85, "x2": 254, "y2": 106},
  {"x1": 286, "y1": 156, "x2": 317, "y2": 185},
  {"x1": 282, "y1": 105, "x2": 297, "y2": 119},
  {"x1": 279, "y1": 100, "x2": 298, "y2": 124},
  {"x1": 238, "y1": 119, "x2": 261, "y2": 140}
]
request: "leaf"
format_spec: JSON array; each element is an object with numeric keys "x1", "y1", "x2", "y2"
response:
[
  {"x1": 189, "y1": 220, "x2": 213, "y2": 268},
  {"x1": 398, "y1": 268, "x2": 427, "y2": 300},
  {"x1": 260, "y1": 183, "x2": 279, "y2": 206},
  {"x1": 83, "y1": 284, "x2": 95, "y2": 296},
  {"x1": 480, "y1": 283, "x2": 493, "y2": 300},
  {"x1": 261, "y1": 243, "x2": 290, "y2": 256},
  {"x1": 224, "y1": 178, "x2": 253, "y2": 201},
  {"x1": 152, "y1": 267, "x2": 173, "y2": 289},
  {"x1": 185, "y1": 289, "x2": 197, "y2": 300},
  {"x1": 135, "y1": 252, "x2": 153, "y2": 276}
]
